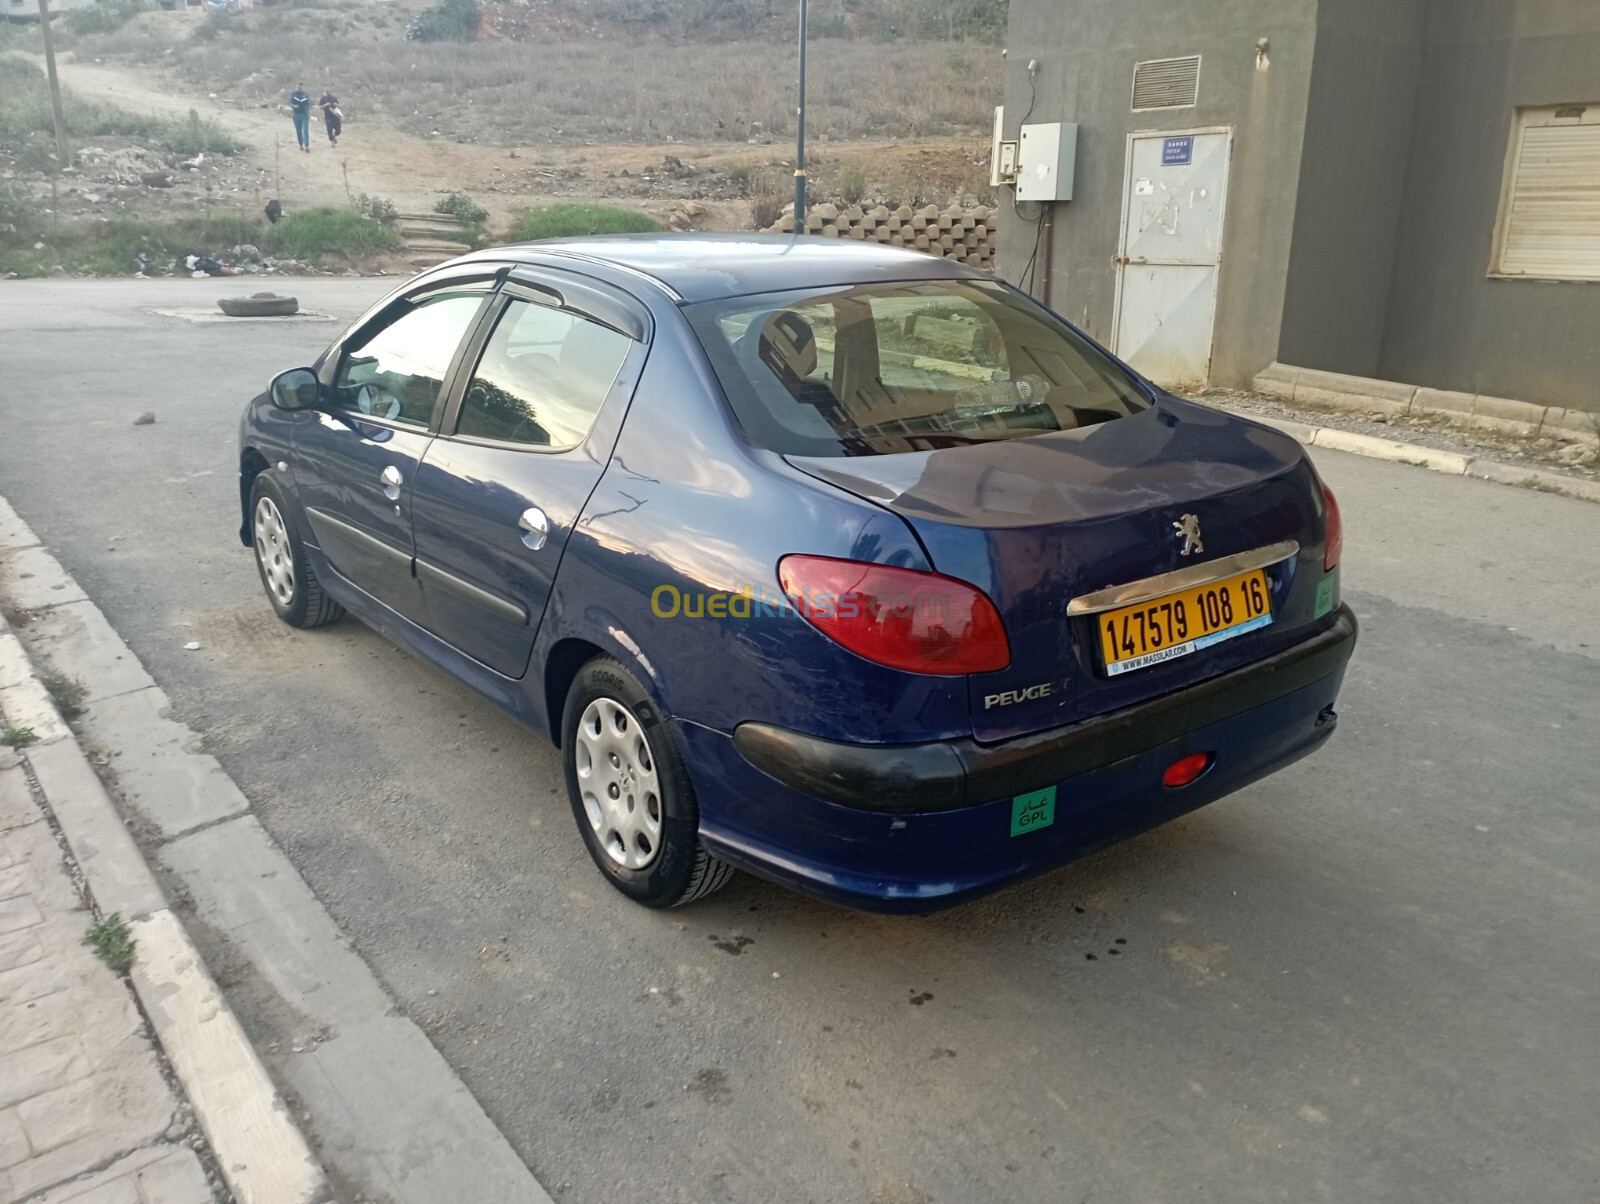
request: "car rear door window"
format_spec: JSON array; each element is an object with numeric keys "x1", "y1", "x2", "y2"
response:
[
  {"x1": 332, "y1": 292, "x2": 486, "y2": 428},
  {"x1": 455, "y1": 299, "x2": 633, "y2": 449}
]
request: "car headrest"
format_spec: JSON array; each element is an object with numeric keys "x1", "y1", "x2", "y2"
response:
[{"x1": 756, "y1": 310, "x2": 818, "y2": 382}]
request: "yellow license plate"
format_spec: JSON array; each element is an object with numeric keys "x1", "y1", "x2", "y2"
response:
[{"x1": 1096, "y1": 569, "x2": 1273, "y2": 676}]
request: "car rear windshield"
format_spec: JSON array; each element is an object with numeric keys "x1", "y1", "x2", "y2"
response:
[{"x1": 684, "y1": 278, "x2": 1150, "y2": 457}]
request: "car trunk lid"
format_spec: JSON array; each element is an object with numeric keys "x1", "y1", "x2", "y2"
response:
[{"x1": 787, "y1": 398, "x2": 1331, "y2": 743}]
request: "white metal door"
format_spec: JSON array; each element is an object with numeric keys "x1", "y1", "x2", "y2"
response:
[{"x1": 1112, "y1": 129, "x2": 1231, "y2": 386}]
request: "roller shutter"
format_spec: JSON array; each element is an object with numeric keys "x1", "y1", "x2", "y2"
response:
[{"x1": 1495, "y1": 106, "x2": 1600, "y2": 280}]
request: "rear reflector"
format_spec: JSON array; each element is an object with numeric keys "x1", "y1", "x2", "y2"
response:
[
  {"x1": 1322, "y1": 483, "x2": 1343, "y2": 571},
  {"x1": 777, "y1": 554, "x2": 1011, "y2": 676},
  {"x1": 1162, "y1": 752, "x2": 1213, "y2": 788}
]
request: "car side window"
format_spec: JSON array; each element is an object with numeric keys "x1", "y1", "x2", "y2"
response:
[
  {"x1": 332, "y1": 292, "x2": 485, "y2": 428},
  {"x1": 455, "y1": 299, "x2": 633, "y2": 449}
]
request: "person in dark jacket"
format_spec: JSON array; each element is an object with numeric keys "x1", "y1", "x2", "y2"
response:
[
  {"x1": 319, "y1": 88, "x2": 342, "y2": 146},
  {"x1": 289, "y1": 84, "x2": 311, "y2": 152}
]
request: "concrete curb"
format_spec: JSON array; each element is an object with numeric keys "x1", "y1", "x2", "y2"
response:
[
  {"x1": 1253, "y1": 361, "x2": 1600, "y2": 443},
  {"x1": 1239, "y1": 413, "x2": 1600, "y2": 506},
  {"x1": 0, "y1": 494, "x2": 556, "y2": 1204},
  {"x1": 131, "y1": 910, "x2": 331, "y2": 1204},
  {"x1": 0, "y1": 502, "x2": 331, "y2": 1204}
]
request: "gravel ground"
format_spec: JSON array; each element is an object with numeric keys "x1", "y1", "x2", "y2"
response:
[{"x1": 1198, "y1": 387, "x2": 1600, "y2": 485}]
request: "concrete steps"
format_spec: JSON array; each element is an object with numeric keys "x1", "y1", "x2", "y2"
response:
[
  {"x1": 404, "y1": 237, "x2": 473, "y2": 254},
  {"x1": 393, "y1": 214, "x2": 473, "y2": 268},
  {"x1": 395, "y1": 214, "x2": 467, "y2": 238}
]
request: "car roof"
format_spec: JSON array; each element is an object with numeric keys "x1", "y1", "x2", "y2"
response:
[{"x1": 455, "y1": 233, "x2": 979, "y2": 304}]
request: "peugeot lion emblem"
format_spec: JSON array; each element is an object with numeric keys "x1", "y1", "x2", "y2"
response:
[{"x1": 1173, "y1": 514, "x2": 1204, "y2": 557}]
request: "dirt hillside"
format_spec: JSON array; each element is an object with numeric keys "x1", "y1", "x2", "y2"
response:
[{"x1": 44, "y1": 43, "x2": 983, "y2": 234}]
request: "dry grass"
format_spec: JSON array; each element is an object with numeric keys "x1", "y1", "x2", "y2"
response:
[
  {"x1": 0, "y1": 55, "x2": 238, "y2": 153},
  {"x1": 748, "y1": 192, "x2": 786, "y2": 229},
  {"x1": 425, "y1": 0, "x2": 1005, "y2": 44},
  {"x1": 836, "y1": 162, "x2": 868, "y2": 204},
  {"x1": 91, "y1": 24, "x2": 1000, "y2": 146}
]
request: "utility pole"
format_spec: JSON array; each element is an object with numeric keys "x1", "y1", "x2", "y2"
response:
[
  {"x1": 793, "y1": 0, "x2": 806, "y2": 235},
  {"x1": 35, "y1": 0, "x2": 70, "y2": 172}
]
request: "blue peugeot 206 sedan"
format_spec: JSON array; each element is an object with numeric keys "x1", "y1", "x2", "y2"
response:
[{"x1": 238, "y1": 235, "x2": 1356, "y2": 912}]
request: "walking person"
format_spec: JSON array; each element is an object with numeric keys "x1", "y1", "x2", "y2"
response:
[
  {"x1": 289, "y1": 83, "x2": 312, "y2": 152},
  {"x1": 319, "y1": 87, "x2": 343, "y2": 147}
]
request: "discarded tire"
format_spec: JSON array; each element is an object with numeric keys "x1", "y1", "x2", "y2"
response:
[{"x1": 218, "y1": 293, "x2": 299, "y2": 317}]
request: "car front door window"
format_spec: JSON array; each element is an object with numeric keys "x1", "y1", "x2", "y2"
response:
[
  {"x1": 286, "y1": 287, "x2": 485, "y2": 624},
  {"x1": 333, "y1": 293, "x2": 486, "y2": 428}
]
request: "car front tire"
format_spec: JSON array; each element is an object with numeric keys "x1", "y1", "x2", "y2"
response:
[
  {"x1": 249, "y1": 473, "x2": 344, "y2": 629},
  {"x1": 562, "y1": 656, "x2": 735, "y2": 908}
]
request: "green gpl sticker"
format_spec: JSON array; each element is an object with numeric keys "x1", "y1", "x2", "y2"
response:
[
  {"x1": 1011, "y1": 786, "x2": 1057, "y2": 837},
  {"x1": 1314, "y1": 568, "x2": 1339, "y2": 618}
]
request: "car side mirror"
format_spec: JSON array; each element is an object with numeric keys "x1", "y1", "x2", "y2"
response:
[{"x1": 270, "y1": 367, "x2": 321, "y2": 411}]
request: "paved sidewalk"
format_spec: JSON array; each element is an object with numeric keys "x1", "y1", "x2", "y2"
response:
[
  {"x1": 0, "y1": 752, "x2": 216, "y2": 1204},
  {"x1": 1, "y1": 490, "x2": 527, "y2": 1204}
]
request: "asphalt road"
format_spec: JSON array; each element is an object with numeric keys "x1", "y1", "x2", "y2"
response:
[{"x1": 2, "y1": 279, "x2": 1597, "y2": 1204}]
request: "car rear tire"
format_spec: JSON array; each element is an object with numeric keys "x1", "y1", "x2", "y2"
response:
[
  {"x1": 562, "y1": 656, "x2": 735, "y2": 908},
  {"x1": 249, "y1": 473, "x2": 344, "y2": 629}
]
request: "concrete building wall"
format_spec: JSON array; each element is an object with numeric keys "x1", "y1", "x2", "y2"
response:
[
  {"x1": 996, "y1": 0, "x2": 1318, "y2": 386},
  {"x1": 1001, "y1": 0, "x2": 1600, "y2": 409},
  {"x1": 1276, "y1": 0, "x2": 1426, "y2": 377},
  {"x1": 1379, "y1": 0, "x2": 1600, "y2": 408}
]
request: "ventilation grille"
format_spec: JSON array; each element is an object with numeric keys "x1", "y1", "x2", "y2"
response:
[{"x1": 1132, "y1": 56, "x2": 1201, "y2": 111}]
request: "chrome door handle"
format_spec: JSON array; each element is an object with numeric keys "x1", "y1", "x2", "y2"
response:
[
  {"x1": 380, "y1": 465, "x2": 403, "y2": 501},
  {"x1": 518, "y1": 507, "x2": 549, "y2": 551}
]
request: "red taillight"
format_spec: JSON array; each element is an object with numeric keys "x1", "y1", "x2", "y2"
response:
[
  {"x1": 1322, "y1": 483, "x2": 1343, "y2": 571},
  {"x1": 776, "y1": 555, "x2": 1010, "y2": 676},
  {"x1": 1163, "y1": 752, "x2": 1213, "y2": 788}
]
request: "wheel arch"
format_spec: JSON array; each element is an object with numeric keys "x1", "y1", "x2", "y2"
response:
[
  {"x1": 542, "y1": 627, "x2": 674, "y2": 749},
  {"x1": 238, "y1": 447, "x2": 270, "y2": 547},
  {"x1": 543, "y1": 637, "x2": 606, "y2": 749}
]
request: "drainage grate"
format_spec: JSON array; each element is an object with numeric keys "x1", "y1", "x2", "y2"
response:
[{"x1": 1132, "y1": 55, "x2": 1201, "y2": 111}]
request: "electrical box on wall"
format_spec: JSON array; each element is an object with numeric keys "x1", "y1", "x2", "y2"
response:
[
  {"x1": 1016, "y1": 122, "x2": 1078, "y2": 202},
  {"x1": 997, "y1": 140, "x2": 1019, "y2": 184},
  {"x1": 989, "y1": 106, "x2": 1019, "y2": 186}
]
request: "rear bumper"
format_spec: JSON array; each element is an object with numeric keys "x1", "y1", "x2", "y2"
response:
[
  {"x1": 681, "y1": 607, "x2": 1357, "y2": 912},
  {"x1": 735, "y1": 607, "x2": 1357, "y2": 812}
]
